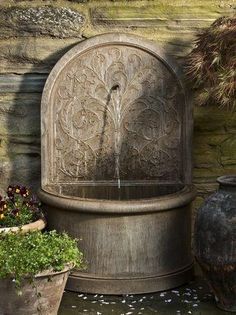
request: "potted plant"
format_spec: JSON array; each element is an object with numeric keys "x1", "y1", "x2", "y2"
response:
[
  {"x1": 0, "y1": 230, "x2": 84, "y2": 315},
  {"x1": 0, "y1": 185, "x2": 46, "y2": 233},
  {"x1": 185, "y1": 16, "x2": 236, "y2": 312}
]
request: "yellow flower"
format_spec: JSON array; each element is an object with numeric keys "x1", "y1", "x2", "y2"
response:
[
  {"x1": 0, "y1": 213, "x2": 5, "y2": 219},
  {"x1": 15, "y1": 188, "x2": 20, "y2": 193}
]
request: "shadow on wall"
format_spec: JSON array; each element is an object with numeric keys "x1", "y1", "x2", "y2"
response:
[
  {"x1": 6, "y1": 31, "x2": 190, "y2": 193},
  {"x1": 7, "y1": 39, "x2": 80, "y2": 192}
]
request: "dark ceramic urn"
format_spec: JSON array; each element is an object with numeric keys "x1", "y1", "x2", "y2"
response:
[{"x1": 194, "y1": 175, "x2": 236, "y2": 312}]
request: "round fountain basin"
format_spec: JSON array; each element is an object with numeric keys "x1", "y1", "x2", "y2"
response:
[
  {"x1": 38, "y1": 184, "x2": 196, "y2": 294},
  {"x1": 39, "y1": 33, "x2": 195, "y2": 294}
]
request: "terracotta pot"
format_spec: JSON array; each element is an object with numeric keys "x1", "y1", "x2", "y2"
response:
[
  {"x1": 0, "y1": 266, "x2": 71, "y2": 315},
  {"x1": 194, "y1": 175, "x2": 236, "y2": 312},
  {"x1": 0, "y1": 218, "x2": 46, "y2": 234}
]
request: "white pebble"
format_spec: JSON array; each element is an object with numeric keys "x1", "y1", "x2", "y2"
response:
[
  {"x1": 184, "y1": 293, "x2": 191, "y2": 296},
  {"x1": 71, "y1": 305, "x2": 76, "y2": 308}
]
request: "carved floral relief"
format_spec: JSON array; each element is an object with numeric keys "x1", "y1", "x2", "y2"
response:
[{"x1": 50, "y1": 45, "x2": 184, "y2": 183}]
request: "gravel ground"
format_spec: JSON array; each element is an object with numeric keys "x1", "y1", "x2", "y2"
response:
[{"x1": 59, "y1": 277, "x2": 229, "y2": 315}]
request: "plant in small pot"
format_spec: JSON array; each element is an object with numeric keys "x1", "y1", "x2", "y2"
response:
[
  {"x1": 0, "y1": 185, "x2": 46, "y2": 233},
  {"x1": 186, "y1": 16, "x2": 236, "y2": 312},
  {"x1": 0, "y1": 230, "x2": 84, "y2": 315}
]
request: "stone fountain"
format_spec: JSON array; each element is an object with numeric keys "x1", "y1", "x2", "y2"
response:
[{"x1": 38, "y1": 33, "x2": 196, "y2": 294}]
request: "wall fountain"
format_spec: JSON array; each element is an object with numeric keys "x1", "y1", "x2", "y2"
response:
[{"x1": 38, "y1": 33, "x2": 196, "y2": 294}]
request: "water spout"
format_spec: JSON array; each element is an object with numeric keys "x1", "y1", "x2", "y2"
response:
[{"x1": 111, "y1": 84, "x2": 122, "y2": 190}]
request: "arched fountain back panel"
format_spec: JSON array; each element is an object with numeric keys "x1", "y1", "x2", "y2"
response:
[{"x1": 39, "y1": 34, "x2": 195, "y2": 294}]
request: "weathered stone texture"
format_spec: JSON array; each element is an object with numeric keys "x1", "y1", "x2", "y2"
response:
[
  {"x1": 91, "y1": 2, "x2": 235, "y2": 28},
  {"x1": 0, "y1": 38, "x2": 81, "y2": 73},
  {"x1": 0, "y1": 6, "x2": 85, "y2": 38},
  {"x1": 193, "y1": 105, "x2": 236, "y2": 186},
  {"x1": 0, "y1": 94, "x2": 40, "y2": 135},
  {"x1": 0, "y1": 74, "x2": 46, "y2": 93},
  {"x1": 0, "y1": 0, "x2": 235, "y2": 193},
  {"x1": 0, "y1": 154, "x2": 40, "y2": 193}
]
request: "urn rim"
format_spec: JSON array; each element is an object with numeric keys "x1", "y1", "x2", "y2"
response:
[{"x1": 217, "y1": 175, "x2": 236, "y2": 187}]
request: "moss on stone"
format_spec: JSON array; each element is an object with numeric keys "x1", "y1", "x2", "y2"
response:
[{"x1": 0, "y1": 5, "x2": 85, "y2": 38}]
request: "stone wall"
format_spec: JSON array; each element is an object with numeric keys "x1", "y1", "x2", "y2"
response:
[{"x1": 0, "y1": 0, "x2": 235, "y2": 209}]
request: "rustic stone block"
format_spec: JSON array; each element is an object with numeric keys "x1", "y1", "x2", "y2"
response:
[
  {"x1": 194, "y1": 182, "x2": 218, "y2": 194},
  {"x1": 193, "y1": 134, "x2": 230, "y2": 168},
  {"x1": 0, "y1": 154, "x2": 40, "y2": 193},
  {"x1": 193, "y1": 167, "x2": 236, "y2": 183},
  {"x1": 91, "y1": 1, "x2": 235, "y2": 28},
  {"x1": 0, "y1": 136, "x2": 40, "y2": 157},
  {"x1": 0, "y1": 6, "x2": 85, "y2": 39},
  {"x1": 194, "y1": 105, "x2": 236, "y2": 133},
  {"x1": 219, "y1": 136, "x2": 236, "y2": 166},
  {"x1": 0, "y1": 38, "x2": 81, "y2": 74},
  {"x1": 192, "y1": 196, "x2": 205, "y2": 211},
  {"x1": 0, "y1": 94, "x2": 40, "y2": 135},
  {"x1": 0, "y1": 74, "x2": 46, "y2": 93}
]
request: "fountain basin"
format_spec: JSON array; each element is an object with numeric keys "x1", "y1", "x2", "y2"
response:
[
  {"x1": 38, "y1": 184, "x2": 195, "y2": 294},
  {"x1": 39, "y1": 33, "x2": 195, "y2": 294}
]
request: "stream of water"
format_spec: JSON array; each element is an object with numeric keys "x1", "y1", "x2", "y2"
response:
[{"x1": 112, "y1": 85, "x2": 122, "y2": 190}]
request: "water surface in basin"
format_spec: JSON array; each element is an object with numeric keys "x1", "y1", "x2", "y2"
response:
[{"x1": 46, "y1": 183, "x2": 184, "y2": 200}]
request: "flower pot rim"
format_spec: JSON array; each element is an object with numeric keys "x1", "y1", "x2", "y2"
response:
[
  {"x1": 217, "y1": 175, "x2": 236, "y2": 187},
  {"x1": 0, "y1": 263, "x2": 73, "y2": 282},
  {"x1": 0, "y1": 218, "x2": 46, "y2": 234},
  {"x1": 34, "y1": 263, "x2": 73, "y2": 278}
]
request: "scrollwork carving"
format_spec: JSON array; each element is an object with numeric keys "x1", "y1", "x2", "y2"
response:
[{"x1": 49, "y1": 44, "x2": 184, "y2": 183}]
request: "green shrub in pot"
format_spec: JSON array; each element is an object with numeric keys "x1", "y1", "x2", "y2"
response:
[{"x1": 0, "y1": 230, "x2": 84, "y2": 315}]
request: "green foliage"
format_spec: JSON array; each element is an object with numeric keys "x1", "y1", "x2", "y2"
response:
[
  {"x1": 185, "y1": 16, "x2": 236, "y2": 110},
  {"x1": 0, "y1": 230, "x2": 84, "y2": 287},
  {"x1": 0, "y1": 185, "x2": 44, "y2": 228}
]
